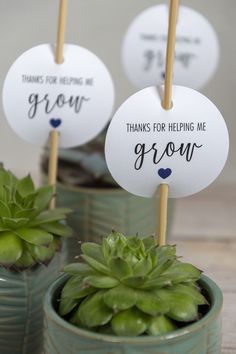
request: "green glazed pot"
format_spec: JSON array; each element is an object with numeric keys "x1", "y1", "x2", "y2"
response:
[
  {"x1": 56, "y1": 182, "x2": 173, "y2": 261},
  {"x1": 0, "y1": 249, "x2": 67, "y2": 354},
  {"x1": 43, "y1": 274, "x2": 223, "y2": 354}
]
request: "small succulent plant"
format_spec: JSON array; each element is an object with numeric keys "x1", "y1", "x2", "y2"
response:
[
  {"x1": 0, "y1": 167, "x2": 72, "y2": 269},
  {"x1": 59, "y1": 232, "x2": 208, "y2": 336}
]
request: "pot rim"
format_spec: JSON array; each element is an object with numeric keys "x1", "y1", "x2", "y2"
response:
[{"x1": 44, "y1": 274, "x2": 223, "y2": 345}]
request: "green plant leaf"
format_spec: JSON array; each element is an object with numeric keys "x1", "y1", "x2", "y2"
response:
[
  {"x1": 142, "y1": 236, "x2": 156, "y2": 251},
  {"x1": 109, "y1": 257, "x2": 133, "y2": 280},
  {"x1": 40, "y1": 222, "x2": 72, "y2": 237},
  {"x1": 59, "y1": 297, "x2": 78, "y2": 317},
  {"x1": 16, "y1": 228, "x2": 53, "y2": 246},
  {"x1": 22, "y1": 192, "x2": 38, "y2": 209},
  {"x1": 26, "y1": 242, "x2": 56, "y2": 264},
  {"x1": 30, "y1": 208, "x2": 71, "y2": 226},
  {"x1": 122, "y1": 276, "x2": 147, "y2": 288},
  {"x1": 111, "y1": 308, "x2": 148, "y2": 336},
  {"x1": 156, "y1": 289, "x2": 199, "y2": 322},
  {"x1": 17, "y1": 175, "x2": 35, "y2": 197},
  {"x1": 83, "y1": 275, "x2": 119, "y2": 288},
  {"x1": 0, "y1": 232, "x2": 23, "y2": 264},
  {"x1": 147, "y1": 315, "x2": 176, "y2": 336},
  {"x1": 136, "y1": 290, "x2": 169, "y2": 316},
  {"x1": 81, "y1": 254, "x2": 110, "y2": 275},
  {"x1": 33, "y1": 185, "x2": 54, "y2": 212},
  {"x1": 15, "y1": 247, "x2": 35, "y2": 268},
  {"x1": 61, "y1": 276, "x2": 96, "y2": 300},
  {"x1": 63, "y1": 263, "x2": 93, "y2": 276},
  {"x1": 140, "y1": 275, "x2": 172, "y2": 289},
  {"x1": 81, "y1": 242, "x2": 106, "y2": 265},
  {"x1": 15, "y1": 208, "x2": 35, "y2": 219},
  {"x1": 0, "y1": 169, "x2": 11, "y2": 187},
  {"x1": 148, "y1": 259, "x2": 175, "y2": 279},
  {"x1": 103, "y1": 285, "x2": 137, "y2": 311},
  {"x1": 170, "y1": 284, "x2": 207, "y2": 305},
  {"x1": 0, "y1": 200, "x2": 11, "y2": 217},
  {"x1": 156, "y1": 245, "x2": 176, "y2": 265},
  {"x1": 2, "y1": 217, "x2": 29, "y2": 229},
  {"x1": 133, "y1": 256, "x2": 152, "y2": 276},
  {"x1": 163, "y1": 262, "x2": 201, "y2": 283},
  {"x1": 78, "y1": 291, "x2": 113, "y2": 328}
]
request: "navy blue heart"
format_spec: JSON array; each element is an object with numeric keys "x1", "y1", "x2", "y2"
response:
[
  {"x1": 158, "y1": 168, "x2": 172, "y2": 179},
  {"x1": 50, "y1": 118, "x2": 62, "y2": 129}
]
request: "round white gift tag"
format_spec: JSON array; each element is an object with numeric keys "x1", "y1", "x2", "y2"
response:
[
  {"x1": 2, "y1": 44, "x2": 115, "y2": 148},
  {"x1": 122, "y1": 5, "x2": 219, "y2": 90},
  {"x1": 105, "y1": 86, "x2": 229, "y2": 198}
]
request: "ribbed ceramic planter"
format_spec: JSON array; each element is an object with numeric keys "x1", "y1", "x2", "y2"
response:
[
  {"x1": 56, "y1": 182, "x2": 173, "y2": 261},
  {"x1": 0, "y1": 249, "x2": 66, "y2": 354},
  {"x1": 44, "y1": 274, "x2": 223, "y2": 354}
]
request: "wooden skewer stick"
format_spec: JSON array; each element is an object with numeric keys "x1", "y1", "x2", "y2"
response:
[
  {"x1": 157, "y1": 0, "x2": 179, "y2": 245},
  {"x1": 158, "y1": 184, "x2": 169, "y2": 246},
  {"x1": 48, "y1": 0, "x2": 68, "y2": 210},
  {"x1": 48, "y1": 131, "x2": 60, "y2": 210},
  {"x1": 55, "y1": 0, "x2": 68, "y2": 64},
  {"x1": 162, "y1": 0, "x2": 179, "y2": 110}
]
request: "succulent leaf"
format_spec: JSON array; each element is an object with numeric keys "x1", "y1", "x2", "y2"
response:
[
  {"x1": 108, "y1": 257, "x2": 133, "y2": 280},
  {"x1": 40, "y1": 222, "x2": 72, "y2": 237},
  {"x1": 83, "y1": 275, "x2": 119, "y2": 288},
  {"x1": 81, "y1": 255, "x2": 110, "y2": 275},
  {"x1": 136, "y1": 291, "x2": 169, "y2": 316},
  {"x1": 147, "y1": 315, "x2": 176, "y2": 335},
  {"x1": 0, "y1": 232, "x2": 23, "y2": 264},
  {"x1": 162, "y1": 262, "x2": 201, "y2": 284},
  {"x1": 156, "y1": 289, "x2": 199, "y2": 322},
  {"x1": 0, "y1": 200, "x2": 11, "y2": 217},
  {"x1": 111, "y1": 308, "x2": 148, "y2": 336},
  {"x1": 33, "y1": 185, "x2": 54, "y2": 212},
  {"x1": 16, "y1": 228, "x2": 53, "y2": 246},
  {"x1": 61, "y1": 275, "x2": 96, "y2": 300},
  {"x1": 17, "y1": 175, "x2": 35, "y2": 197},
  {"x1": 30, "y1": 208, "x2": 71, "y2": 226},
  {"x1": 78, "y1": 291, "x2": 113, "y2": 328},
  {"x1": 103, "y1": 285, "x2": 137, "y2": 311},
  {"x1": 15, "y1": 247, "x2": 36, "y2": 268},
  {"x1": 63, "y1": 262, "x2": 93, "y2": 276},
  {"x1": 59, "y1": 297, "x2": 78, "y2": 317},
  {"x1": 2, "y1": 217, "x2": 30, "y2": 229},
  {"x1": 81, "y1": 242, "x2": 106, "y2": 265}
]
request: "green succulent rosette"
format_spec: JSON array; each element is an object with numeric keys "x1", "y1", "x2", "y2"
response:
[
  {"x1": 0, "y1": 167, "x2": 72, "y2": 269},
  {"x1": 59, "y1": 231, "x2": 208, "y2": 336}
]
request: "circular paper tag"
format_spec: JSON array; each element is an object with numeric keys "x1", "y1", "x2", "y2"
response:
[
  {"x1": 122, "y1": 5, "x2": 219, "y2": 90},
  {"x1": 105, "y1": 86, "x2": 229, "y2": 198},
  {"x1": 2, "y1": 44, "x2": 115, "y2": 148}
]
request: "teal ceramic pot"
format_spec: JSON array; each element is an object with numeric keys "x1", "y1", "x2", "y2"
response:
[
  {"x1": 44, "y1": 274, "x2": 223, "y2": 354},
  {"x1": 56, "y1": 182, "x2": 174, "y2": 261},
  {"x1": 0, "y1": 248, "x2": 67, "y2": 354}
]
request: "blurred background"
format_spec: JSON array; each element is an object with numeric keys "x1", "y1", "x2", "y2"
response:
[{"x1": 0, "y1": 0, "x2": 235, "y2": 238}]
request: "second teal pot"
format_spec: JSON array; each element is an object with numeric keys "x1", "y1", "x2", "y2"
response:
[{"x1": 0, "y1": 248, "x2": 67, "y2": 354}]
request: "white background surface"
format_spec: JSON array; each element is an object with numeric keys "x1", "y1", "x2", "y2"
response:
[{"x1": 0, "y1": 0, "x2": 235, "y2": 185}]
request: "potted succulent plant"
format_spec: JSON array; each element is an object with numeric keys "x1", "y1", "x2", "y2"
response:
[
  {"x1": 41, "y1": 132, "x2": 174, "y2": 261},
  {"x1": 44, "y1": 231, "x2": 222, "y2": 354},
  {"x1": 0, "y1": 166, "x2": 72, "y2": 354}
]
